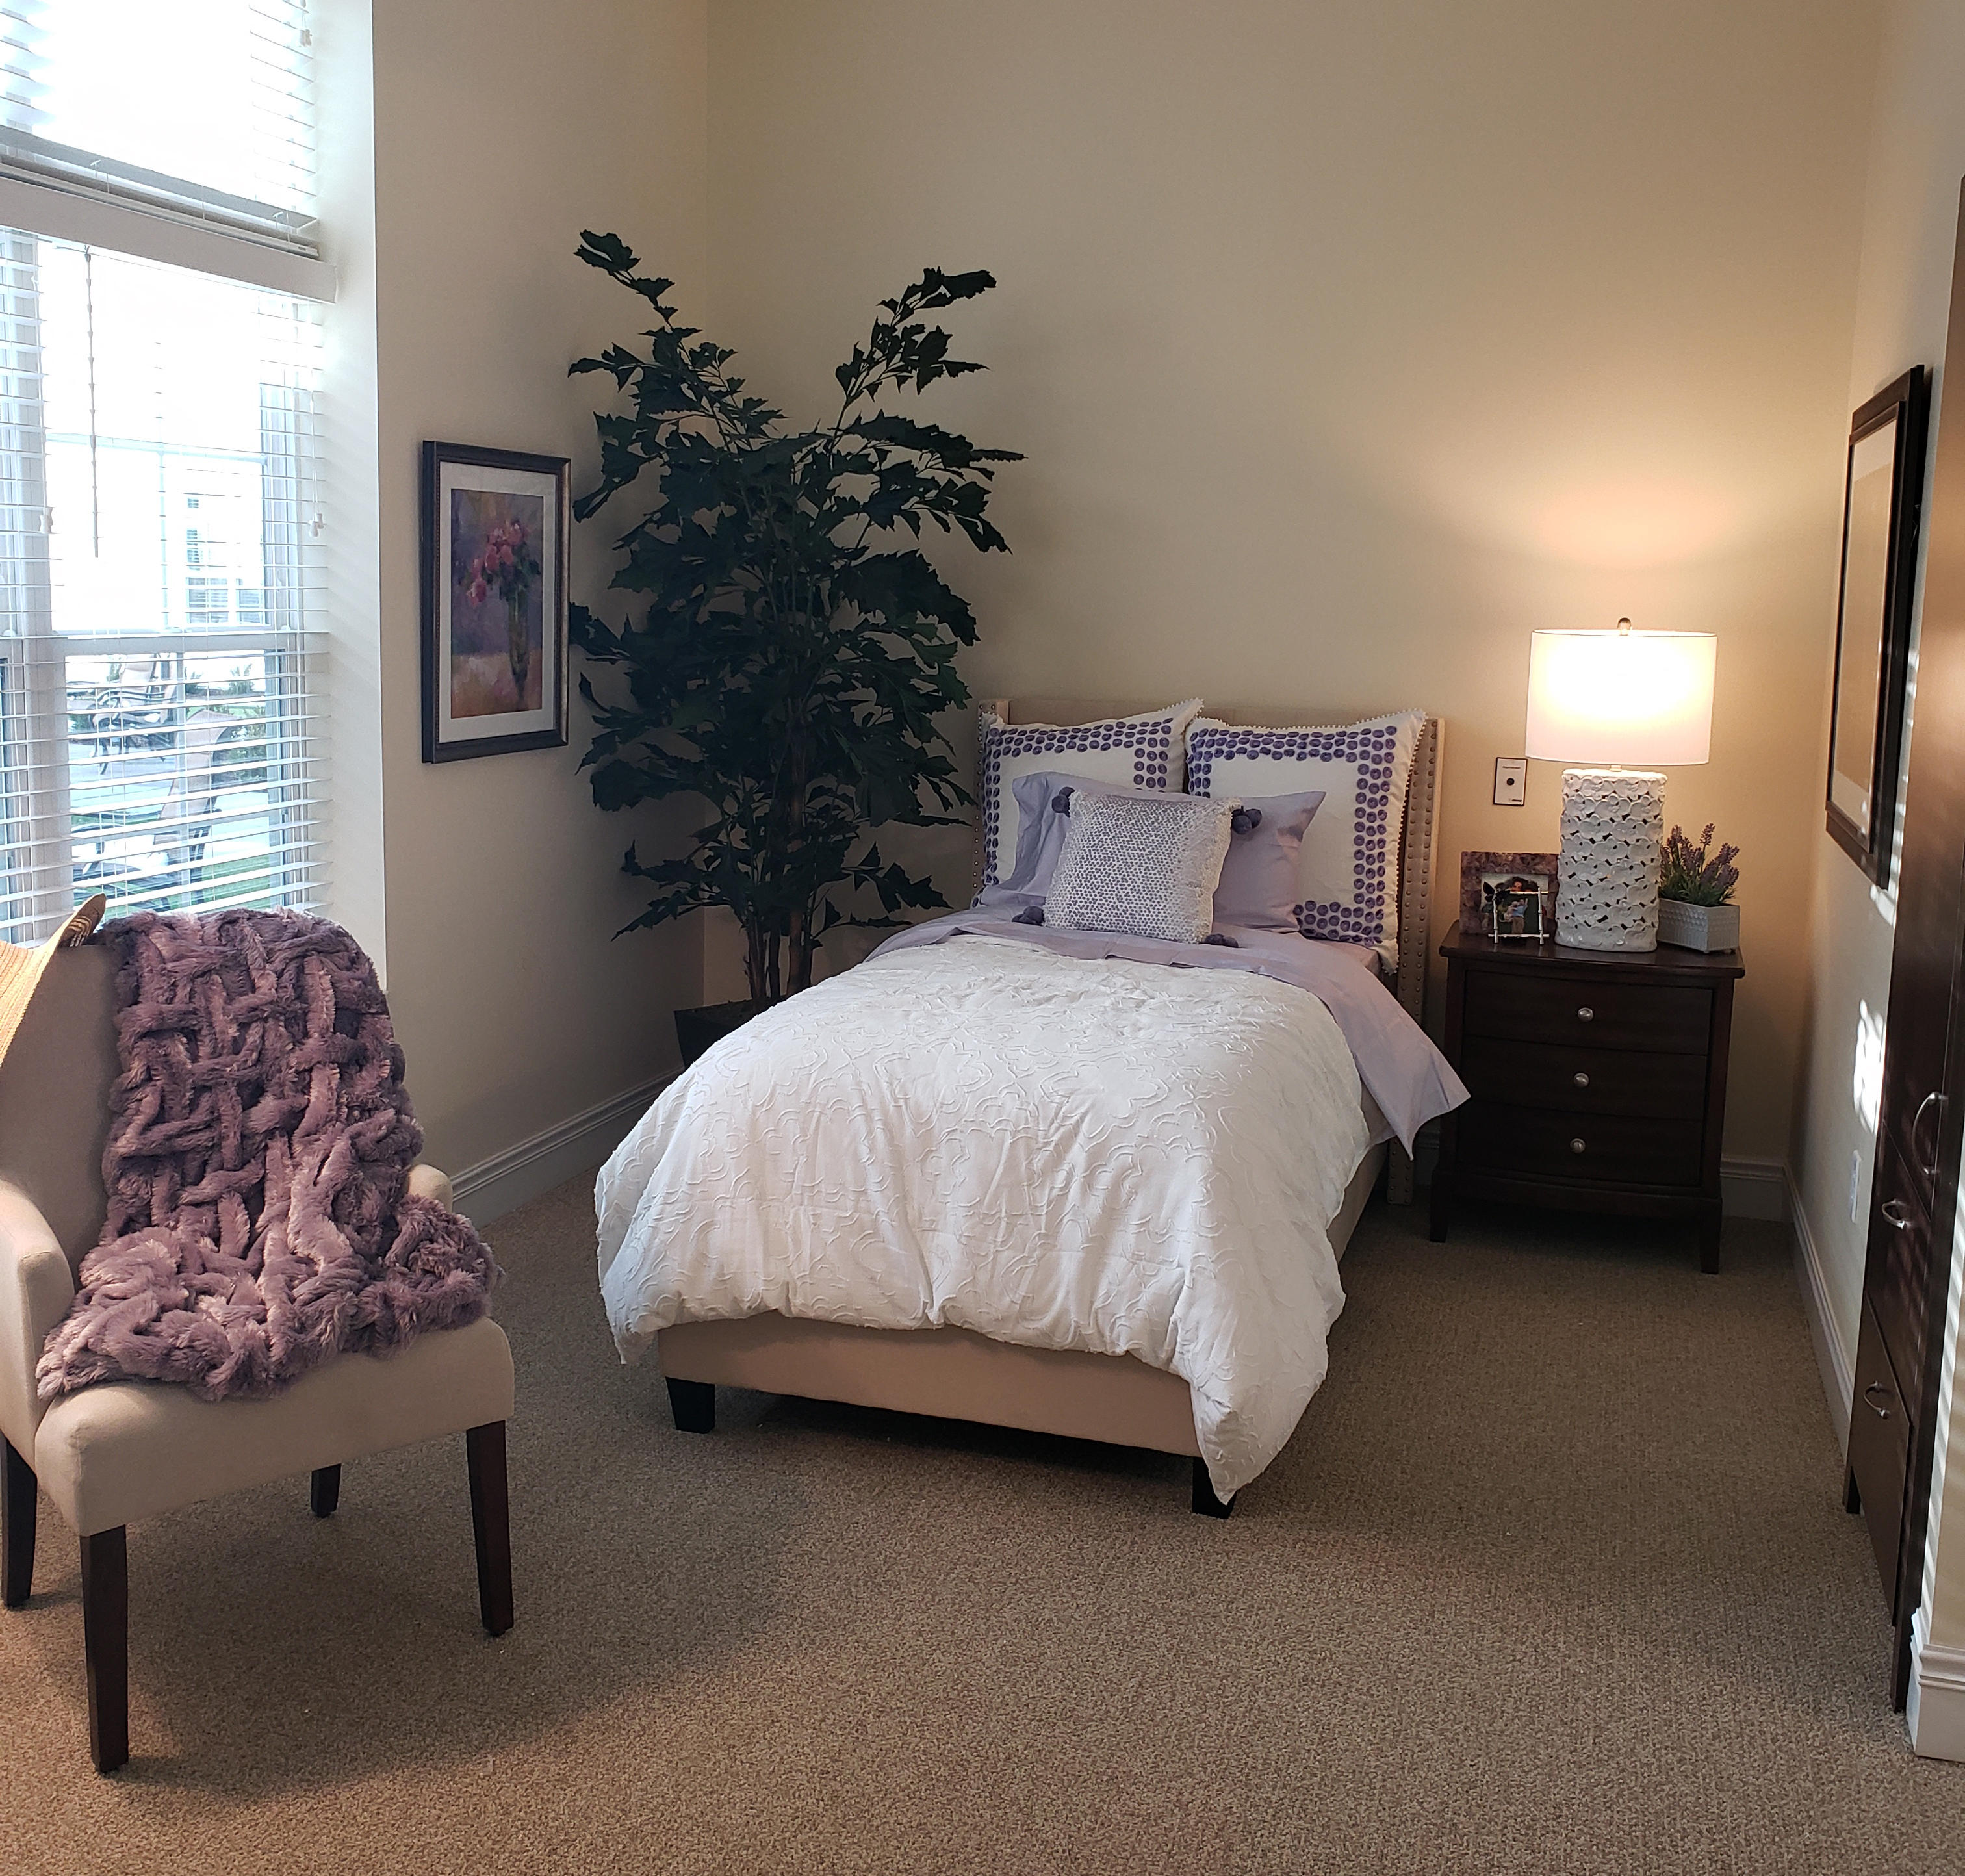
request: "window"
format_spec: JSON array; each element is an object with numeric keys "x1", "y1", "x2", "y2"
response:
[{"x1": 0, "y1": 4, "x2": 324, "y2": 945}]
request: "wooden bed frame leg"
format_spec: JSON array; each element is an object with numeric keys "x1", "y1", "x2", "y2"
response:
[
  {"x1": 1191, "y1": 1458, "x2": 1235, "y2": 1519},
  {"x1": 309, "y1": 1465, "x2": 341, "y2": 1519},
  {"x1": 3, "y1": 1436, "x2": 36, "y2": 1607},
  {"x1": 81, "y1": 1526, "x2": 128, "y2": 1775},
  {"x1": 667, "y1": 1378, "x2": 715, "y2": 1434}
]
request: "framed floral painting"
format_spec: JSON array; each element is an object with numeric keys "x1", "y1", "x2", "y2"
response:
[{"x1": 420, "y1": 441, "x2": 571, "y2": 762}]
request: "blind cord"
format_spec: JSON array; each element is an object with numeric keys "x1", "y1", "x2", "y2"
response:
[{"x1": 83, "y1": 241, "x2": 97, "y2": 556}]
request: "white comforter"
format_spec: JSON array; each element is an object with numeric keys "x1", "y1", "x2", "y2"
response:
[{"x1": 597, "y1": 934, "x2": 1371, "y2": 1497}]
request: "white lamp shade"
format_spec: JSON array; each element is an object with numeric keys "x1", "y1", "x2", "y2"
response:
[{"x1": 1524, "y1": 628, "x2": 1716, "y2": 767}]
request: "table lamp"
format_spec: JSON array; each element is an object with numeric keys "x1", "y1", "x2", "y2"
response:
[{"x1": 1524, "y1": 619, "x2": 1717, "y2": 951}]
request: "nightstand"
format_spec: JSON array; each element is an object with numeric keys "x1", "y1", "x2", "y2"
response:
[{"x1": 1429, "y1": 920, "x2": 1745, "y2": 1271}]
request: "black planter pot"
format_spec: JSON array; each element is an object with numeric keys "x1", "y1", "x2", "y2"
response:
[{"x1": 674, "y1": 998, "x2": 777, "y2": 1068}]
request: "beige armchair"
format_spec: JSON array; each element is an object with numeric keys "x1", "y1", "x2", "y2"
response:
[{"x1": 0, "y1": 941, "x2": 515, "y2": 1775}]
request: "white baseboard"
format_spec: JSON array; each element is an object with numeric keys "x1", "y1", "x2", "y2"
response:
[
  {"x1": 1785, "y1": 1165, "x2": 1856, "y2": 1455},
  {"x1": 1719, "y1": 1155, "x2": 1788, "y2": 1220},
  {"x1": 450, "y1": 1075, "x2": 669, "y2": 1225},
  {"x1": 1909, "y1": 1619, "x2": 1965, "y2": 1761}
]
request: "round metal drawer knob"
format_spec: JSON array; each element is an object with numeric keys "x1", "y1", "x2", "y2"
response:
[
  {"x1": 1576, "y1": 1005, "x2": 1595, "y2": 1022},
  {"x1": 1573, "y1": 1071, "x2": 1590, "y2": 1088},
  {"x1": 1569, "y1": 1137, "x2": 1587, "y2": 1154}
]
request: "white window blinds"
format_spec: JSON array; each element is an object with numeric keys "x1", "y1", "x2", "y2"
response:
[
  {"x1": 0, "y1": 3, "x2": 324, "y2": 947},
  {"x1": 0, "y1": 1, "x2": 317, "y2": 251}
]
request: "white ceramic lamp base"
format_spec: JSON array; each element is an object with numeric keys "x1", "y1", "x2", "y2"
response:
[{"x1": 1556, "y1": 767, "x2": 1663, "y2": 951}]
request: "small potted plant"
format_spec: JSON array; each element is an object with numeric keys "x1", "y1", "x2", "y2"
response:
[{"x1": 1658, "y1": 822, "x2": 1741, "y2": 953}]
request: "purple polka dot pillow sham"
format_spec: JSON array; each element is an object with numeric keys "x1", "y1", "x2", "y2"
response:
[
  {"x1": 1185, "y1": 710, "x2": 1424, "y2": 966},
  {"x1": 976, "y1": 700, "x2": 1203, "y2": 891}
]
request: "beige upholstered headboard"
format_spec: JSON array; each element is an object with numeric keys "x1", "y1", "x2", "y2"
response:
[
  {"x1": 972, "y1": 700, "x2": 1445, "y2": 1205},
  {"x1": 972, "y1": 700, "x2": 1445, "y2": 1029}
]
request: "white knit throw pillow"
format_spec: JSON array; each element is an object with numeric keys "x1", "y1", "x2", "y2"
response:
[{"x1": 1046, "y1": 791, "x2": 1237, "y2": 944}]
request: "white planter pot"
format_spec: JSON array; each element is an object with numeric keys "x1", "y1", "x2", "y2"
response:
[{"x1": 1657, "y1": 897, "x2": 1740, "y2": 953}]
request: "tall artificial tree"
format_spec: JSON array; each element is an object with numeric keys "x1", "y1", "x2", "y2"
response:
[{"x1": 567, "y1": 232, "x2": 1020, "y2": 1002}]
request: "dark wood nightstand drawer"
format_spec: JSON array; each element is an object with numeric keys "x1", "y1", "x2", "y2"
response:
[
  {"x1": 1458, "y1": 1035, "x2": 1708, "y2": 1120},
  {"x1": 1461, "y1": 970, "x2": 1712, "y2": 1053},
  {"x1": 1456, "y1": 1102, "x2": 1706, "y2": 1188}
]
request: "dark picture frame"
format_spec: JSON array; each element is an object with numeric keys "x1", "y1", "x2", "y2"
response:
[
  {"x1": 420, "y1": 441, "x2": 571, "y2": 762},
  {"x1": 1826, "y1": 366, "x2": 1929, "y2": 884}
]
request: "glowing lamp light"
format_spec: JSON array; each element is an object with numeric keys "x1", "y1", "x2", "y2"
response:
[
  {"x1": 1522, "y1": 620, "x2": 1718, "y2": 952},
  {"x1": 1525, "y1": 626, "x2": 1715, "y2": 768}
]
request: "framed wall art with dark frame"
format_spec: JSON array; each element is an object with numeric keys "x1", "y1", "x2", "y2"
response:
[
  {"x1": 420, "y1": 441, "x2": 572, "y2": 762},
  {"x1": 1825, "y1": 366, "x2": 1929, "y2": 884}
]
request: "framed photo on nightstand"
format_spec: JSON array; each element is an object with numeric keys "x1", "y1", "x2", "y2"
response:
[
  {"x1": 1483, "y1": 873, "x2": 1547, "y2": 940},
  {"x1": 1459, "y1": 850, "x2": 1558, "y2": 942}
]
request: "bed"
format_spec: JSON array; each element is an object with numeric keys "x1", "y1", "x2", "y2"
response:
[{"x1": 597, "y1": 700, "x2": 1454, "y2": 1515}]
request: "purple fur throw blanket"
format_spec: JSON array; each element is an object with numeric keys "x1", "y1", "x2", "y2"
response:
[{"x1": 36, "y1": 908, "x2": 498, "y2": 1403}]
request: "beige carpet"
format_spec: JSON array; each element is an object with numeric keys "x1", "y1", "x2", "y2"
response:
[{"x1": 1, "y1": 1177, "x2": 1960, "y2": 1874}]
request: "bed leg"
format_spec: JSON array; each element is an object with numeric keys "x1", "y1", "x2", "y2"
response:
[
  {"x1": 1191, "y1": 1458, "x2": 1235, "y2": 1519},
  {"x1": 667, "y1": 1378, "x2": 715, "y2": 1434}
]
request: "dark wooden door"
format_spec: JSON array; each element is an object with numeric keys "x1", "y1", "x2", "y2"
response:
[{"x1": 1853, "y1": 180, "x2": 1965, "y2": 1706}]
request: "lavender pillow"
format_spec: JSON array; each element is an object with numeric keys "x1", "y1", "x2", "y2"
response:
[
  {"x1": 1213, "y1": 791, "x2": 1326, "y2": 930},
  {"x1": 977, "y1": 770, "x2": 1170, "y2": 910}
]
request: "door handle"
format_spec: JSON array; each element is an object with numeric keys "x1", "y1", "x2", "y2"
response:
[
  {"x1": 1881, "y1": 1198, "x2": 1914, "y2": 1231},
  {"x1": 1864, "y1": 1380, "x2": 1894, "y2": 1419},
  {"x1": 1912, "y1": 1091, "x2": 1947, "y2": 1177}
]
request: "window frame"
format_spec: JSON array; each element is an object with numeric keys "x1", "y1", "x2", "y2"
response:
[{"x1": 0, "y1": 4, "x2": 334, "y2": 944}]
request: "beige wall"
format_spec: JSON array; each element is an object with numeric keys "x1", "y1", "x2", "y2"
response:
[
  {"x1": 702, "y1": 0, "x2": 1880, "y2": 1161},
  {"x1": 355, "y1": 0, "x2": 709, "y2": 1175}
]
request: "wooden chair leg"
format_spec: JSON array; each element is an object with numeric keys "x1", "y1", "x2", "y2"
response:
[
  {"x1": 3, "y1": 1436, "x2": 35, "y2": 1608},
  {"x1": 465, "y1": 1421, "x2": 513, "y2": 1637},
  {"x1": 1191, "y1": 1458, "x2": 1235, "y2": 1519},
  {"x1": 310, "y1": 1465, "x2": 341, "y2": 1518},
  {"x1": 667, "y1": 1377, "x2": 715, "y2": 1433},
  {"x1": 80, "y1": 1527, "x2": 128, "y2": 1775}
]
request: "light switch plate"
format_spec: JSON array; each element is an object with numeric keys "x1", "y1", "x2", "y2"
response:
[{"x1": 1494, "y1": 757, "x2": 1526, "y2": 806}]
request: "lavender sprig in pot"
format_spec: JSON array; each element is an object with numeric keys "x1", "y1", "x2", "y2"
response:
[{"x1": 1656, "y1": 822, "x2": 1741, "y2": 953}]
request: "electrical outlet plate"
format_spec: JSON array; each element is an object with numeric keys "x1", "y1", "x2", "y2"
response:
[{"x1": 1494, "y1": 757, "x2": 1526, "y2": 806}]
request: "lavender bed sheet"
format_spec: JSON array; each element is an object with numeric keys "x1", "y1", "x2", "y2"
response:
[{"x1": 871, "y1": 913, "x2": 1467, "y2": 1153}]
